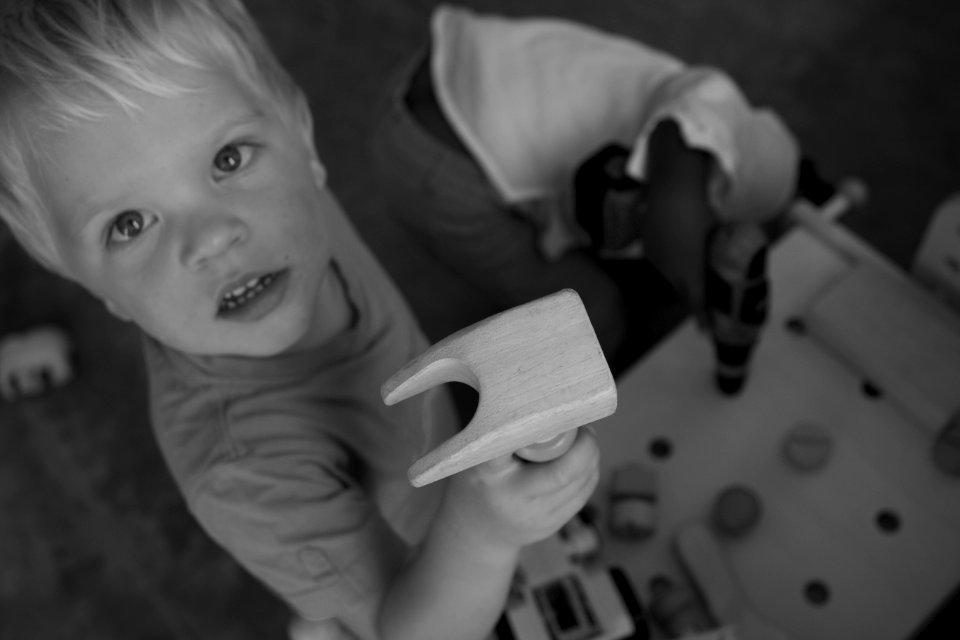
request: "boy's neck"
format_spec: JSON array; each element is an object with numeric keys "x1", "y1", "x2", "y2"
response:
[{"x1": 296, "y1": 258, "x2": 356, "y2": 351}]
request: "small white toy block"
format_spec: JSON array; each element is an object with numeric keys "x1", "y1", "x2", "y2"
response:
[
  {"x1": 0, "y1": 325, "x2": 73, "y2": 400},
  {"x1": 674, "y1": 523, "x2": 790, "y2": 640},
  {"x1": 558, "y1": 510, "x2": 603, "y2": 563},
  {"x1": 608, "y1": 463, "x2": 657, "y2": 541},
  {"x1": 382, "y1": 289, "x2": 617, "y2": 487},
  {"x1": 913, "y1": 192, "x2": 960, "y2": 313}
]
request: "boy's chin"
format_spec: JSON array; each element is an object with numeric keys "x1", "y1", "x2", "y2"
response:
[{"x1": 221, "y1": 327, "x2": 308, "y2": 358}]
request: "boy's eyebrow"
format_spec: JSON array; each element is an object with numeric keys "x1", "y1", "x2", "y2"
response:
[{"x1": 71, "y1": 108, "x2": 267, "y2": 240}]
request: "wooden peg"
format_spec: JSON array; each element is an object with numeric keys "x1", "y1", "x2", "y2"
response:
[{"x1": 382, "y1": 289, "x2": 617, "y2": 487}]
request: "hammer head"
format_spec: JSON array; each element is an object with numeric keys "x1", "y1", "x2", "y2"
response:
[{"x1": 382, "y1": 289, "x2": 617, "y2": 487}]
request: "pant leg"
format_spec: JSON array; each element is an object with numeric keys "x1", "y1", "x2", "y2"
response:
[{"x1": 369, "y1": 64, "x2": 627, "y2": 358}]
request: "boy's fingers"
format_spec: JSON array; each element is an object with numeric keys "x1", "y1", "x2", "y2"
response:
[
  {"x1": 475, "y1": 452, "x2": 522, "y2": 480},
  {"x1": 474, "y1": 427, "x2": 599, "y2": 487},
  {"x1": 527, "y1": 428, "x2": 600, "y2": 490}
]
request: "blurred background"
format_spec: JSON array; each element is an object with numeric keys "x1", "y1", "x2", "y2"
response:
[{"x1": 1, "y1": 0, "x2": 957, "y2": 638}]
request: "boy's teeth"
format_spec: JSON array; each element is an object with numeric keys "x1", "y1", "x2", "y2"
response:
[{"x1": 221, "y1": 273, "x2": 276, "y2": 310}]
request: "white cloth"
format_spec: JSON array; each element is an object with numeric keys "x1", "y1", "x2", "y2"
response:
[{"x1": 431, "y1": 4, "x2": 798, "y2": 225}]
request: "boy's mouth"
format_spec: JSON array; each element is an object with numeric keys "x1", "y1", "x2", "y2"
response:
[{"x1": 217, "y1": 270, "x2": 288, "y2": 320}]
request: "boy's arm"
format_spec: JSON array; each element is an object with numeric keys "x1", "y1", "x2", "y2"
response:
[
  {"x1": 641, "y1": 118, "x2": 716, "y2": 326},
  {"x1": 339, "y1": 429, "x2": 600, "y2": 640}
]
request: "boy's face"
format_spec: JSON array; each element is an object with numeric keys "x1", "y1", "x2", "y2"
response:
[{"x1": 32, "y1": 64, "x2": 348, "y2": 357}]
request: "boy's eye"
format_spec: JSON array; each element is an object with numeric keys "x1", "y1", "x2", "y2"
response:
[
  {"x1": 213, "y1": 143, "x2": 252, "y2": 175},
  {"x1": 108, "y1": 210, "x2": 149, "y2": 245}
]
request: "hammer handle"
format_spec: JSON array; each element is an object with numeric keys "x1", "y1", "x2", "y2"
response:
[{"x1": 515, "y1": 429, "x2": 579, "y2": 462}]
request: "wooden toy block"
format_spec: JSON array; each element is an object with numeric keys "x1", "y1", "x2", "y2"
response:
[
  {"x1": 674, "y1": 522, "x2": 790, "y2": 640},
  {"x1": 912, "y1": 192, "x2": 960, "y2": 314},
  {"x1": 781, "y1": 422, "x2": 833, "y2": 472},
  {"x1": 789, "y1": 178, "x2": 868, "y2": 226},
  {"x1": 558, "y1": 510, "x2": 603, "y2": 563},
  {"x1": 648, "y1": 575, "x2": 715, "y2": 638},
  {"x1": 803, "y1": 262, "x2": 960, "y2": 432},
  {"x1": 710, "y1": 485, "x2": 763, "y2": 538},
  {"x1": 382, "y1": 289, "x2": 617, "y2": 487},
  {"x1": 933, "y1": 408, "x2": 960, "y2": 477},
  {"x1": 607, "y1": 462, "x2": 657, "y2": 540}
]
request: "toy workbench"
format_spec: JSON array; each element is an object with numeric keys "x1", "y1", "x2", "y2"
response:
[{"x1": 591, "y1": 210, "x2": 960, "y2": 639}]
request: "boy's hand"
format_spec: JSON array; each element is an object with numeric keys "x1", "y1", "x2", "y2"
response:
[{"x1": 440, "y1": 427, "x2": 600, "y2": 553}]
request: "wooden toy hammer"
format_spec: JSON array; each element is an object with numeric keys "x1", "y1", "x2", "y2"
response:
[{"x1": 382, "y1": 289, "x2": 617, "y2": 487}]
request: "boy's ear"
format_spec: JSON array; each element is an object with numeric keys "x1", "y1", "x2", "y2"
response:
[{"x1": 104, "y1": 299, "x2": 132, "y2": 322}]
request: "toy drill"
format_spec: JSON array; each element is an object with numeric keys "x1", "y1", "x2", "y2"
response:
[
  {"x1": 704, "y1": 223, "x2": 769, "y2": 394},
  {"x1": 574, "y1": 143, "x2": 770, "y2": 394}
]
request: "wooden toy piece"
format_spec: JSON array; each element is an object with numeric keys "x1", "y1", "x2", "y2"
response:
[
  {"x1": 788, "y1": 179, "x2": 917, "y2": 289},
  {"x1": 781, "y1": 422, "x2": 833, "y2": 472},
  {"x1": 608, "y1": 462, "x2": 657, "y2": 541},
  {"x1": 912, "y1": 192, "x2": 960, "y2": 314},
  {"x1": 674, "y1": 522, "x2": 790, "y2": 640},
  {"x1": 803, "y1": 262, "x2": 960, "y2": 433},
  {"x1": 932, "y1": 408, "x2": 960, "y2": 477},
  {"x1": 0, "y1": 325, "x2": 73, "y2": 401},
  {"x1": 382, "y1": 289, "x2": 617, "y2": 487},
  {"x1": 710, "y1": 485, "x2": 763, "y2": 539},
  {"x1": 513, "y1": 430, "x2": 582, "y2": 463},
  {"x1": 558, "y1": 509, "x2": 603, "y2": 564},
  {"x1": 647, "y1": 575, "x2": 715, "y2": 638},
  {"x1": 790, "y1": 177, "x2": 868, "y2": 224}
]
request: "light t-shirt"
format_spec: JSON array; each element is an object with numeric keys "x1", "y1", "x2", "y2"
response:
[
  {"x1": 143, "y1": 191, "x2": 458, "y2": 621},
  {"x1": 431, "y1": 4, "x2": 798, "y2": 225}
]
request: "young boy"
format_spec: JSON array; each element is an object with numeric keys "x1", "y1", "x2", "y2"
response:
[
  {"x1": 0, "y1": 2, "x2": 599, "y2": 639},
  {"x1": 372, "y1": 5, "x2": 799, "y2": 364}
]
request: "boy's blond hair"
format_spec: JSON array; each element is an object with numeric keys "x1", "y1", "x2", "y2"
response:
[{"x1": 0, "y1": 0, "x2": 310, "y2": 272}]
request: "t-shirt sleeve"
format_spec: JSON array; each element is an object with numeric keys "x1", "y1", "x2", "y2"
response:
[
  {"x1": 626, "y1": 67, "x2": 799, "y2": 223},
  {"x1": 191, "y1": 450, "x2": 408, "y2": 622}
]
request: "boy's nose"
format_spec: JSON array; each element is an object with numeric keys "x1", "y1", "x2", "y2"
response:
[{"x1": 180, "y1": 214, "x2": 249, "y2": 271}]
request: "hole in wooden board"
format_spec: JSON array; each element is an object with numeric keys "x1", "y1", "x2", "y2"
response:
[
  {"x1": 875, "y1": 509, "x2": 901, "y2": 534},
  {"x1": 784, "y1": 316, "x2": 807, "y2": 335},
  {"x1": 804, "y1": 580, "x2": 831, "y2": 606},
  {"x1": 648, "y1": 437, "x2": 673, "y2": 460},
  {"x1": 861, "y1": 380, "x2": 883, "y2": 399}
]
